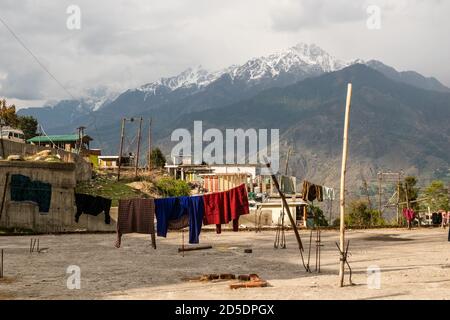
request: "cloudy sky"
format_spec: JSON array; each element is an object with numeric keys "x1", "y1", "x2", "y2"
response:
[{"x1": 1, "y1": 0, "x2": 449, "y2": 108}]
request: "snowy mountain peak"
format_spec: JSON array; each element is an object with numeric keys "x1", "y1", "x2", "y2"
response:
[{"x1": 137, "y1": 43, "x2": 351, "y2": 96}]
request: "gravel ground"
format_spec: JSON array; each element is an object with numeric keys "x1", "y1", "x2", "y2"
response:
[{"x1": 0, "y1": 227, "x2": 449, "y2": 300}]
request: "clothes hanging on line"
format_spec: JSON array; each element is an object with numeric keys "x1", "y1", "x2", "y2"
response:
[
  {"x1": 10, "y1": 174, "x2": 52, "y2": 212},
  {"x1": 315, "y1": 185, "x2": 323, "y2": 202},
  {"x1": 203, "y1": 183, "x2": 249, "y2": 234},
  {"x1": 323, "y1": 186, "x2": 335, "y2": 201},
  {"x1": 74, "y1": 193, "x2": 112, "y2": 224},
  {"x1": 301, "y1": 181, "x2": 323, "y2": 202},
  {"x1": 402, "y1": 208, "x2": 415, "y2": 222},
  {"x1": 155, "y1": 195, "x2": 204, "y2": 244},
  {"x1": 116, "y1": 198, "x2": 156, "y2": 249},
  {"x1": 168, "y1": 213, "x2": 189, "y2": 230}
]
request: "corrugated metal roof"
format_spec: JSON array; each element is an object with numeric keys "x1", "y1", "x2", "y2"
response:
[{"x1": 27, "y1": 134, "x2": 92, "y2": 143}]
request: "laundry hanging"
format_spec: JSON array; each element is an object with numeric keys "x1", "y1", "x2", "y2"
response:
[
  {"x1": 202, "y1": 183, "x2": 249, "y2": 234},
  {"x1": 75, "y1": 193, "x2": 112, "y2": 224},
  {"x1": 155, "y1": 195, "x2": 204, "y2": 244},
  {"x1": 301, "y1": 180, "x2": 323, "y2": 202},
  {"x1": 323, "y1": 186, "x2": 335, "y2": 201},
  {"x1": 115, "y1": 198, "x2": 156, "y2": 249},
  {"x1": 10, "y1": 174, "x2": 51, "y2": 212},
  {"x1": 402, "y1": 208, "x2": 415, "y2": 222}
]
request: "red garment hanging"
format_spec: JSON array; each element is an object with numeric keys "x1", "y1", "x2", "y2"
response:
[{"x1": 203, "y1": 184, "x2": 249, "y2": 233}]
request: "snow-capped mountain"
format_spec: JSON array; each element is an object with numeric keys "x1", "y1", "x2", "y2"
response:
[
  {"x1": 134, "y1": 43, "x2": 350, "y2": 100},
  {"x1": 227, "y1": 43, "x2": 349, "y2": 81},
  {"x1": 19, "y1": 42, "x2": 450, "y2": 144}
]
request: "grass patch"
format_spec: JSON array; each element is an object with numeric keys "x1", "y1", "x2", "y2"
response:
[{"x1": 75, "y1": 173, "x2": 148, "y2": 206}]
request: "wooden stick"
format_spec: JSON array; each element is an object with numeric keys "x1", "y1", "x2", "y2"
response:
[
  {"x1": 178, "y1": 245, "x2": 212, "y2": 252},
  {"x1": 0, "y1": 173, "x2": 9, "y2": 220},
  {"x1": 264, "y1": 160, "x2": 310, "y2": 272},
  {"x1": 339, "y1": 83, "x2": 352, "y2": 287},
  {"x1": 1, "y1": 249, "x2": 3, "y2": 278},
  {"x1": 134, "y1": 117, "x2": 143, "y2": 178},
  {"x1": 263, "y1": 160, "x2": 303, "y2": 250}
]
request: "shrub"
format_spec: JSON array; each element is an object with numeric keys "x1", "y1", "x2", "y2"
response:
[
  {"x1": 333, "y1": 200, "x2": 385, "y2": 227},
  {"x1": 155, "y1": 177, "x2": 190, "y2": 197},
  {"x1": 310, "y1": 205, "x2": 329, "y2": 227}
]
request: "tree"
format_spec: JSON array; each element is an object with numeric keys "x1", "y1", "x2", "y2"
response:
[
  {"x1": 399, "y1": 176, "x2": 419, "y2": 210},
  {"x1": 150, "y1": 148, "x2": 166, "y2": 168},
  {"x1": 344, "y1": 200, "x2": 385, "y2": 227},
  {"x1": 310, "y1": 205, "x2": 328, "y2": 227},
  {"x1": 0, "y1": 99, "x2": 38, "y2": 139},
  {"x1": 17, "y1": 116, "x2": 38, "y2": 140},
  {"x1": 423, "y1": 180, "x2": 449, "y2": 211},
  {"x1": 0, "y1": 99, "x2": 19, "y2": 127}
]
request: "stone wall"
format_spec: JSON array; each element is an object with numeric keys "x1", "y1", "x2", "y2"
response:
[
  {"x1": 0, "y1": 161, "x2": 115, "y2": 233},
  {"x1": 0, "y1": 139, "x2": 92, "y2": 182}
]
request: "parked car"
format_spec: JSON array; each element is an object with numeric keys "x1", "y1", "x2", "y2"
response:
[{"x1": 0, "y1": 126, "x2": 25, "y2": 143}]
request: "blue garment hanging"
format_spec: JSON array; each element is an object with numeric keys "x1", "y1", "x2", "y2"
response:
[{"x1": 155, "y1": 196, "x2": 204, "y2": 244}]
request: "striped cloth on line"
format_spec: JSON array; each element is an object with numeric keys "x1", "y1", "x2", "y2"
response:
[{"x1": 115, "y1": 198, "x2": 156, "y2": 249}]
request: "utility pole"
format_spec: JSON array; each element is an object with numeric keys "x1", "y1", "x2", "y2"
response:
[
  {"x1": 76, "y1": 126, "x2": 86, "y2": 154},
  {"x1": 134, "y1": 117, "x2": 143, "y2": 178},
  {"x1": 339, "y1": 83, "x2": 352, "y2": 288},
  {"x1": 117, "y1": 118, "x2": 126, "y2": 181},
  {"x1": 284, "y1": 147, "x2": 292, "y2": 175},
  {"x1": 397, "y1": 174, "x2": 401, "y2": 225},
  {"x1": 378, "y1": 172, "x2": 382, "y2": 216},
  {"x1": 148, "y1": 117, "x2": 152, "y2": 172}
]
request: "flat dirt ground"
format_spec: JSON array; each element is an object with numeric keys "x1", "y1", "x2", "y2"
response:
[{"x1": 1, "y1": 228, "x2": 450, "y2": 300}]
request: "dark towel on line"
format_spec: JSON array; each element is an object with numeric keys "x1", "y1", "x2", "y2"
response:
[
  {"x1": 301, "y1": 180, "x2": 323, "y2": 202},
  {"x1": 10, "y1": 174, "x2": 51, "y2": 212},
  {"x1": 115, "y1": 198, "x2": 156, "y2": 249},
  {"x1": 75, "y1": 193, "x2": 112, "y2": 224},
  {"x1": 155, "y1": 196, "x2": 204, "y2": 244}
]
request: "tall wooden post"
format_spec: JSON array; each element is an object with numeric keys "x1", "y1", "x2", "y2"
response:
[
  {"x1": 397, "y1": 174, "x2": 401, "y2": 225},
  {"x1": 378, "y1": 173, "x2": 382, "y2": 216},
  {"x1": 339, "y1": 83, "x2": 352, "y2": 287},
  {"x1": 148, "y1": 117, "x2": 152, "y2": 172},
  {"x1": 284, "y1": 148, "x2": 292, "y2": 175},
  {"x1": 117, "y1": 118, "x2": 126, "y2": 181},
  {"x1": 135, "y1": 117, "x2": 143, "y2": 178}
]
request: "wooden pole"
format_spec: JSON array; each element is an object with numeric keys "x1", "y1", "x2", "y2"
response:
[
  {"x1": 405, "y1": 182, "x2": 410, "y2": 229},
  {"x1": 339, "y1": 83, "x2": 352, "y2": 287},
  {"x1": 264, "y1": 160, "x2": 304, "y2": 251},
  {"x1": 378, "y1": 173, "x2": 382, "y2": 216},
  {"x1": 0, "y1": 173, "x2": 9, "y2": 220},
  {"x1": 117, "y1": 118, "x2": 126, "y2": 181},
  {"x1": 135, "y1": 117, "x2": 143, "y2": 178},
  {"x1": 397, "y1": 174, "x2": 401, "y2": 225},
  {"x1": 148, "y1": 117, "x2": 152, "y2": 172},
  {"x1": 284, "y1": 148, "x2": 291, "y2": 175}
]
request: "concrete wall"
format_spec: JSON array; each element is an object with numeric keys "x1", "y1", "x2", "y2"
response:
[
  {"x1": 0, "y1": 161, "x2": 115, "y2": 233},
  {"x1": 0, "y1": 139, "x2": 92, "y2": 182}
]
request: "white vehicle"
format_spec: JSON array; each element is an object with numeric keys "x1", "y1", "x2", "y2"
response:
[{"x1": 0, "y1": 126, "x2": 25, "y2": 143}]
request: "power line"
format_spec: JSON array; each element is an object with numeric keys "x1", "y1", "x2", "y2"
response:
[
  {"x1": 0, "y1": 15, "x2": 109, "y2": 152},
  {"x1": 0, "y1": 15, "x2": 76, "y2": 100}
]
